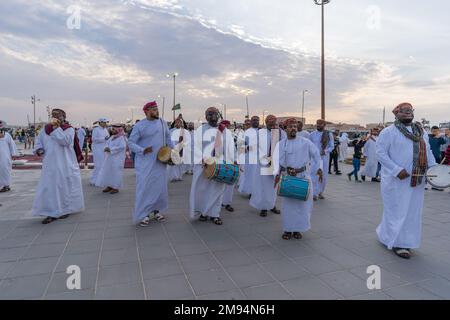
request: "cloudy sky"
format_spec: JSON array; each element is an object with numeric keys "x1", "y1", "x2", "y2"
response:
[{"x1": 1, "y1": 0, "x2": 449, "y2": 126}]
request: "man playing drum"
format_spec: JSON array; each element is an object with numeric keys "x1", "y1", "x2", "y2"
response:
[
  {"x1": 273, "y1": 118, "x2": 323, "y2": 240},
  {"x1": 129, "y1": 101, "x2": 174, "y2": 227},
  {"x1": 376, "y1": 103, "x2": 437, "y2": 259},
  {"x1": 189, "y1": 107, "x2": 236, "y2": 225}
]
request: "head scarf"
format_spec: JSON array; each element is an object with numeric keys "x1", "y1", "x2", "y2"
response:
[
  {"x1": 393, "y1": 102, "x2": 413, "y2": 116},
  {"x1": 143, "y1": 101, "x2": 158, "y2": 112},
  {"x1": 284, "y1": 117, "x2": 298, "y2": 126},
  {"x1": 112, "y1": 124, "x2": 125, "y2": 140}
]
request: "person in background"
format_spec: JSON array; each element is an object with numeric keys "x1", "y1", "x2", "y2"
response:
[
  {"x1": 347, "y1": 138, "x2": 366, "y2": 183},
  {"x1": 440, "y1": 128, "x2": 450, "y2": 162},
  {"x1": 328, "y1": 131, "x2": 341, "y2": 175},
  {"x1": 428, "y1": 126, "x2": 446, "y2": 163}
]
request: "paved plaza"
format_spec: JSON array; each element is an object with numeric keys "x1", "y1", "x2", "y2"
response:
[{"x1": 0, "y1": 165, "x2": 449, "y2": 300}]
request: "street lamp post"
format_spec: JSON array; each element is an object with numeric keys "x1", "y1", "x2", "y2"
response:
[
  {"x1": 245, "y1": 95, "x2": 250, "y2": 119},
  {"x1": 166, "y1": 73, "x2": 179, "y2": 121},
  {"x1": 158, "y1": 95, "x2": 166, "y2": 120},
  {"x1": 314, "y1": 0, "x2": 330, "y2": 120},
  {"x1": 301, "y1": 90, "x2": 309, "y2": 123},
  {"x1": 262, "y1": 110, "x2": 269, "y2": 126},
  {"x1": 31, "y1": 95, "x2": 40, "y2": 127}
]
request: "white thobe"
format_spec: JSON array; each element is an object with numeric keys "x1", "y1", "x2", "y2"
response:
[
  {"x1": 129, "y1": 119, "x2": 173, "y2": 224},
  {"x1": 77, "y1": 127, "x2": 86, "y2": 151},
  {"x1": 250, "y1": 128, "x2": 286, "y2": 211},
  {"x1": 0, "y1": 133, "x2": 18, "y2": 187},
  {"x1": 376, "y1": 125, "x2": 436, "y2": 249},
  {"x1": 338, "y1": 133, "x2": 349, "y2": 161},
  {"x1": 223, "y1": 184, "x2": 234, "y2": 206},
  {"x1": 238, "y1": 128, "x2": 258, "y2": 195},
  {"x1": 189, "y1": 124, "x2": 236, "y2": 219},
  {"x1": 95, "y1": 136, "x2": 127, "y2": 189},
  {"x1": 32, "y1": 128, "x2": 84, "y2": 217},
  {"x1": 167, "y1": 128, "x2": 191, "y2": 181},
  {"x1": 309, "y1": 130, "x2": 334, "y2": 196},
  {"x1": 361, "y1": 137, "x2": 378, "y2": 178},
  {"x1": 90, "y1": 126, "x2": 110, "y2": 185},
  {"x1": 298, "y1": 130, "x2": 311, "y2": 139},
  {"x1": 273, "y1": 136, "x2": 322, "y2": 232}
]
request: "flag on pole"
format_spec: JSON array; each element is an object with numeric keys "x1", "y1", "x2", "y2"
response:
[{"x1": 172, "y1": 103, "x2": 181, "y2": 111}]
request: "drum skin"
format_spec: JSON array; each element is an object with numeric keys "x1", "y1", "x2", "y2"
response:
[
  {"x1": 427, "y1": 165, "x2": 450, "y2": 189},
  {"x1": 277, "y1": 175, "x2": 310, "y2": 201},
  {"x1": 204, "y1": 163, "x2": 240, "y2": 185},
  {"x1": 157, "y1": 146, "x2": 172, "y2": 163}
]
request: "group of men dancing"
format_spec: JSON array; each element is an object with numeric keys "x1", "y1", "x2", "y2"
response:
[{"x1": 0, "y1": 101, "x2": 440, "y2": 259}]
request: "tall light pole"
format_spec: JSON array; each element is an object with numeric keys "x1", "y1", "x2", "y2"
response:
[
  {"x1": 314, "y1": 0, "x2": 330, "y2": 120},
  {"x1": 166, "y1": 72, "x2": 178, "y2": 121},
  {"x1": 158, "y1": 95, "x2": 166, "y2": 120},
  {"x1": 245, "y1": 95, "x2": 250, "y2": 119},
  {"x1": 262, "y1": 110, "x2": 269, "y2": 126},
  {"x1": 301, "y1": 89, "x2": 309, "y2": 124},
  {"x1": 31, "y1": 95, "x2": 40, "y2": 127}
]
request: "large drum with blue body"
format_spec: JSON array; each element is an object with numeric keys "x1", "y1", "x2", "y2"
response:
[
  {"x1": 204, "y1": 162, "x2": 240, "y2": 185},
  {"x1": 277, "y1": 175, "x2": 311, "y2": 201}
]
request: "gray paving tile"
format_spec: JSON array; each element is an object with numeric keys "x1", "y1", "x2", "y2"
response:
[
  {"x1": 100, "y1": 248, "x2": 138, "y2": 266},
  {"x1": 97, "y1": 262, "x2": 141, "y2": 287},
  {"x1": 384, "y1": 284, "x2": 442, "y2": 300},
  {"x1": 0, "y1": 261, "x2": 16, "y2": 279},
  {"x1": 245, "y1": 245, "x2": 285, "y2": 263},
  {"x1": 243, "y1": 283, "x2": 292, "y2": 300},
  {"x1": 71, "y1": 229, "x2": 104, "y2": 241},
  {"x1": 179, "y1": 253, "x2": 221, "y2": 273},
  {"x1": 348, "y1": 265, "x2": 407, "y2": 290},
  {"x1": 146, "y1": 275, "x2": 194, "y2": 300},
  {"x1": 172, "y1": 242, "x2": 210, "y2": 256},
  {"x1": 0, "y1": 235, "x2": 35, "y2": 249},
  {"x1": 294, "y1": 255, "x2": 344, "y2": 275},
  {"x1": 197, "y1": 289, "x2": 246, "y2": 300},
  {"x1": 56, "y1": 252, "x2": 100, "y2": 272},
  {"x1": 226, "y1": 264, "x2": 273, "y2": 288},
  {"x1": 281, "y1": 275, "x2": 342, "y2": 300},
  {"x1": 187, "y1": 269, "x2": 237, "y2": 296},
  {"x1": 22, "y1": 243, "x2": 66, "y2": 260},
  {"x1": 102, "y1": 236, "x2": 135, "y2": 251},
  {"x1": 415, "y1": 277, "x2": 450, "y2": 299},
  {"x1": 318, "y1": 270, "x2": 372, "y2": 298},
  {"x1": 350, "y1": 291, "x2": 393, "y2": 300},
  {"x1": 34, "y1": 232, "x2": 71, "y2": 245},
  {"x1": 214, "y1": 249, "x2": 255, "y2": 268},
  {"x1": 141, "y1": 256, "x2": 184, "y2": 280},
  {"x1": 45, "y1": 289, "x2": 94, "y2": 300},
  {"x1": 95, "y1": 282, "x2": 145, "y2": 300},
  {"x1": 0, "y1": 247, "x2": 28, "y2": 263},
  {"x1": 261, "y1": 259, "x2": 309, "y2": 281},
  {"x1": 0, "y1": 274, "x2": 52, "y2": 299},
  {"x1": 7, "y1": 256, "x2": 59, "y2": 278}
]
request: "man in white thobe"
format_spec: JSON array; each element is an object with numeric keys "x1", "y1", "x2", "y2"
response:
[
  {"x1": 238, "y1": 116, "x2": 259, "y2": 198},
  {"x1": 0, "y1": 121, "x2": 18, "y2": 193},
  {"x1": 95, "y1": 124, "x2": 127, "y2": 194},
  {"x1": 309, "y1": 119, "x2": 334, "y2": 200},
  {"x1": 376, "y1": 103, "x2": 436, "y2": 259},
  {"x1": 338, "y1": 132, "x2": 349, "y2": 161},
  {"x1": 168, "y1": 119, "x2": 191, "y2": 182},
  {"x1": 222, "y1": 120, "x2": 237, "y2": 212},
  {"x1": 297, "y1": 121, "x2": 310, "y2": 139},
  {"x1": 77, "y1": 126, "x2": 86, "y2": 152},
  {"x1": 129, "y1": 101, "x2": 174, "y2": 226},
  {"x1": 273, "y1": 118, "x2": 323, "y2": 240},
  {"x1": 190, "y1": 108, "x2": 236, "y2": 225},
  {"x1": 250, "y1": 115, "x2": 286, "y2": 217},
  {"x1": 90, "y1": 118, "x2": 110, "y2": 185},
  {"x1": 361, "y1": 128, "x2": 381, "y2": 182},
  {"x1": 32, "y1": 109, "x2": 84, "y2": 224}
]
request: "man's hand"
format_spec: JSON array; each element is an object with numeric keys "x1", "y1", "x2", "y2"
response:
[
  {"x1": 397, "y1": 169, "x2": 410, "y2": 180},
  {"x1": 104, "y1": 147, "x2": 111, "y2": 153},
  {"x1": 51, "y1": 118, "x2": 61, "y2": 128},
  {"x1": 143, "y1": 146, "x2": 153, "y2": 155},
  {"x1": 274, "y1": 175, "x2": 280, "y2": 188},
  {"x1": 317, "y1": 169, "x2": 324, "y2": 183},
  {"x1": 36, "y1": 148, "x2": 45, "y2": 156}
]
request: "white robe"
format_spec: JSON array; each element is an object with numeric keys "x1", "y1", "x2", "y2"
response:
[
  {"x1": 222, "y1": 184, "x2": 234, "y2": 206},
  {"x1": 0, "y1": 132, "x2": 18, "y2": 187},
  {"x1": 189, "y1": 124, "x2": 236, "y2": 219},
  {"x1": 90, "y1": 126, "x2": 110, "y2": 184},
  {"x1": 129, "y1": 119, "x2": 173, "y2": 224},
  {"x1": 95, "y1": 136, "x2": 127, "y2": 189},
  {"x1": 338, "y1": 133, "x2": 349, "y2": 161},
  {"x1": 77, "y1": 127, "x2": 86, "y2": 151},
  {"x1": 250, "y1": 128, "x2": 286, "y2": 211},
  {"x1": 167, "y1": 128, "x2": 191, "y2": 181},
  {"x1": 238, "y1": 127, "x2": 258, "y2": 195},
  {"x1": 273, "y1": 136, "x2": 322, "y2": 232},
  {"x1": 32, "y1": 128, "x2": 84, "y2": 218},
  {"x1": 361, "y1": 137, "x2": 378, "y2": 178},
  {"x1": 309, "y1": 130, "x2": 334, "y2": 196},
  {"x1": 298, "y1": 130, "x2": 311, "y2": 139},
  {"x1": 376, "y1": 125, "x2": 436, "y2": 249}
]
